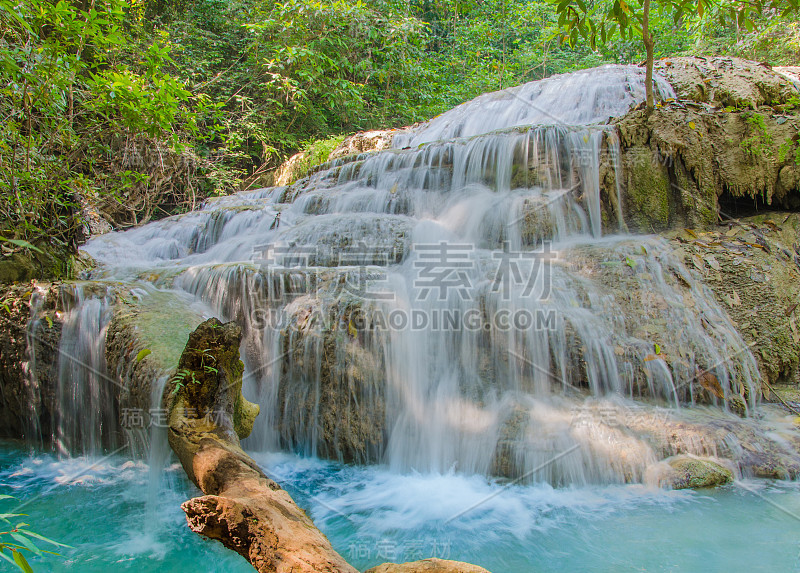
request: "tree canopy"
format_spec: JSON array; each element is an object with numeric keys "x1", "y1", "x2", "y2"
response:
[
  {"x1": 0, "y1": 0, "x2": 797, "y2": 262},
  {"x1": 552, "y1": 0, "x2": 800, "y2": 108}
]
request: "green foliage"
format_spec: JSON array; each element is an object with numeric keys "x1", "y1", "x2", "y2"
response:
[
  {"x1": 552, "y1": 0, "x2": 799, "y2": 49},
  {"x1": 135, "y1": 348, "x2": 152, "y2": 362},
  {"x1": 163, "y1": 0, "x2": 433, "y2": 189},
  {"x1": 0, "y1": 495, "x2": 69, "y2": 572},
  {"x1": 550, "y1": 0, "x2": 800, "y2": 107},
  {"x1": 170, "y1": 367, "x2": 199, "y2": 395},
  {"x1": 740, "y1": 112, "x2": 773, "y2": 157},
  {"x1": 283, "y1": 135, "x2": 346, "y2": 182},
  {"x1": 171, "y1": 347, "x2": 218, "y2": 394},
  {"x1": 778, "y1": 100, "x2": 800, "y2": 165},
  {"x1": 0, "y1": 0, "x2": 203, "y2": 253},
  {"x1": 304, "y1": 136, "x2": 345, "y2": 167},
  {"x1": 1, "y1": 0, "x2": 798, "y2": 266}
]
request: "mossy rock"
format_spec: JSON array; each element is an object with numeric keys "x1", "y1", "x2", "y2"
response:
[
  {"x1": 623, "y1": 147, "x2": 671, "y2": 232},
  {"x1": 663, "y1": 455, "x2": 734, "y2": 489},
  {"x1": 167, "y1": 318, "x2": 259, "y2": 442},
  {"x1": 0, "y1": 244, "x2": 76, "y2": 284}
]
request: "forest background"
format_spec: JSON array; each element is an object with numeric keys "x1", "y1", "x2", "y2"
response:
[{"x1": 0, "y1": 0, "x2": 797, "y2": 260}]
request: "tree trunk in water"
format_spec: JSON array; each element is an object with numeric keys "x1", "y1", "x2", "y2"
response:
[
  {"x1": 166, "y1": 318, "x2": 357, "y2": 573},
  {"x1": 167, "y1": 318, "x2": 494, "y2": 573}
]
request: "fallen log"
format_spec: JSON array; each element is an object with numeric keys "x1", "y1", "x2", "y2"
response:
[
  {"x1": 167, "y1": 318, "x2": 493, "y2": 573},
  {"x1": 166, "y1": 318, "x2": 357, "y2": 573}
]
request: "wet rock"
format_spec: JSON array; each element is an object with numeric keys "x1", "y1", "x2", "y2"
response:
[
  {"x1": 276, "y1": 293, "x2": 387, "y2": 464},
  {"x1": 274, "y1": 150, "x2": 313, "y2": 187},
  {"x1": 660, "y1": 455, "x2": 734, "y2": 489},
  {"x1": 0, "y1": 244, "x2": 77, "y2": 284},
  {"x1": 102, "y1": 287, "x2": 208, "y2": 453},
  {"x1": 279, "y1": 213, "x2": 411, "y2": 266},
  {"x1": 328, "y1": 129, "x2": 399, "y2": 162},
  {"x1": 666, "y1": 213, "x2": 800, "y2": 387},
  {"x1": 365, "y1": 558, "x2": 492, "y2": 573},
  {"x1": 612, "y1": 105, "x2": 800, "y2": 230},
  {"x1": 0, "y1": 283, "x2": 63, "y2": 440},
  {"x1": 741, "y1": 451, "x2": 797, "y2": 480}
]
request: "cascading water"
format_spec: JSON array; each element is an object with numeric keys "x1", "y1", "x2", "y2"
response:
[
  {"x1": 52, "y1": 288, "x2": 116, "y2": 456},
  {"x1": 75, "y1": 64, "x2": 761, "y2": 486},
  {"x1": 20, "y1": 288, "x2": 47, "y2": 447},
  {"x1": 20, "y1": 284, "x2": 120, "y2": 455}
]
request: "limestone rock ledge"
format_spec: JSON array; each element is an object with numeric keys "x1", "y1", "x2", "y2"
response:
[{"x1": 608, "y1": 57, "x2": 800, "y2": 235}]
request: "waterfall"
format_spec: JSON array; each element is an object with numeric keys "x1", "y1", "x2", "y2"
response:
[
  {"x1": 74, "y1": 64, "x2": 760, "y2": 484},
  {"x1": 52, "y1": 287, "x2": 116, "y2": 456},
  {"x1": 20, "y1": 287, "x2": 47, "y2": 448}
]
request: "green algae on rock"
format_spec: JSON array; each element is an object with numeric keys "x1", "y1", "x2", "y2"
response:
[{"x1": 660, "y1": 455, "x2": 734, "y2": 489}]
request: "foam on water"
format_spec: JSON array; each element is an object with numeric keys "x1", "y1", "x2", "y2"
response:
[
  {"x1": 2, "y1": 443, "x2": 799, "y2": 572},
  {"x1": 253, "y1": 452, "x2": 800, "y2": 572}
]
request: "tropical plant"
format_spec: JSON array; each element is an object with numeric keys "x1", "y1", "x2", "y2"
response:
[{"x1": 0, "y1": 495, "x2": 69, "y2": 572}]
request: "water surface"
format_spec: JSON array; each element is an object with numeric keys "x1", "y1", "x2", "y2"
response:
[{"x1": 3, "y1": 443, "x2": 798, "y2": 572}]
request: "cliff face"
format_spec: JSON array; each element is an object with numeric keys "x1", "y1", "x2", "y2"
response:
[{"x1": 604, "y1": 57, "x2": 800, "y2": 235}]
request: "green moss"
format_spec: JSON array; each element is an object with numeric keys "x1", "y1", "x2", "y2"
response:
[
  {"x1": 667, "y1": 456, "x2": 734, "y2": 489},
  {"x1": 696, "y1": 204, "x2": 717, "y2": 226},
  {"x1": 234, "y1": 392, "x2": 260, "y2": 439},
  {"x1": 167, "y1": 318, "x2": 260, "y2": 441},
  {"x1": 0, "y1": 243, "x2": 76, "y2": 284},
  {"x1": 294, "y1": 135, "x2": 347, "y2": 183},
  {"x1": 305, "y1": 135, "x2": 345, "y2": 166},
  {"x1": 118, "y1": 289, "x2": 207, "y2": 371},
  {"x1": 626, "y1": 149, "x2": 671, "y2": 231},
  {"x1": 510, "y1": 163, "x2": 528, "y2": 189}
]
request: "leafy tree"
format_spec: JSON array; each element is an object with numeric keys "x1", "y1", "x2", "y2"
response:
[
  {"x1": 1, "y1": 0, "x2": 797, "y2": 270},
  {"x1": 552, "y1": 0, "x2": 800, "y2": 109},
  {"x1": 0, "y1": 0, "x2": 202, "y2": 253}
]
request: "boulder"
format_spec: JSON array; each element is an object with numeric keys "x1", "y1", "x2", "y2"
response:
[{"x1": 660, "y1": 455, "x2": 734, "y2": 489}]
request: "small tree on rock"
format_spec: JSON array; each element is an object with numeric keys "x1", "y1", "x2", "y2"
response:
[{"x1": 551, "y1": 0, "x2": 800, "y2": 110}]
